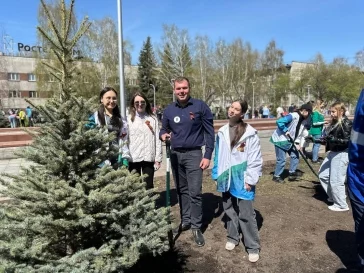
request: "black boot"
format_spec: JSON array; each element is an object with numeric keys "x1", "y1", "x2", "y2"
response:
[
  {"x1": 192, "y1": 229, "x2": 205, "y2": 247},
  {"x1": 288, "y1": 172, "x2": 299, "y2": 181},
  {"x1": 272, "y1": 175, "x2": 284, "y2": 183}
]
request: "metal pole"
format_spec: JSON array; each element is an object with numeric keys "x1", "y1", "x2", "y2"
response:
[
  {"x1": 308, "y1": 85, "x2": 311, "y2": 102},
  {"x1": 117, "y1": 0, "x2": 126, "y2": 117},
  {"x1": 150, "y1": 84, "x2": 156, "y2": 111},
  {"x1": 251, "y1": 81, "x2": 256, "y2": 115}
]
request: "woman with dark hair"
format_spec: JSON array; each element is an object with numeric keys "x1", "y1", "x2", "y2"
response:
[
  {"x1": 212, "y1": 100, "x2": 262, "y2": 263},
  {"x1": 127, "y1": 92, "x2": 162, "y2": 189},
  {"x1": 90, "y1": 87, "x2": 130, "y2": 169}
]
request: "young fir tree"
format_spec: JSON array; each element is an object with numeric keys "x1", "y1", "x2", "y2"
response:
[
  {"x1": 155, "y1": 44, "x2": 175, "y2": 106},
  {"x1": 137, "y1": 36, "x2": 157, "y2": 102},
  {"x1": 0, "y1": 0, "x2": 170, "y2": 272},
  {"x1": 0, "y1": 110, "x2": 9, "y2": 128}
]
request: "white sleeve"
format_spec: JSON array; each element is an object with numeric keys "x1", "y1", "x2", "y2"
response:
[
  {"x1": 155, "y1": 117, "x2": 163, "y2": 162},
  {"x1": 119, "y1": 117, "x2": 131, "y2": 160},
  {"x1": 295, "y1": 126, "x2": 308, "y2": 147},
  {"x1": 246, "y1": 133, "x2": 263, "y2": 186}
]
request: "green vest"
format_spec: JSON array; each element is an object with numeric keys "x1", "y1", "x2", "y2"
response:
[{"x1": 309, "y1": 111, "x2": 324, "y2": 136}]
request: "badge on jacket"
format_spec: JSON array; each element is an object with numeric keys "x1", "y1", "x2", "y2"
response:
[
  {"x1": 174, "y1": 116, "x2": 180, "y2": 123},
  {"x1": 237, "y1": 142, "x2": 246, "y2": 152}
]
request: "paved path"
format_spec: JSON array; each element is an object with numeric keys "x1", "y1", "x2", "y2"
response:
[
  {"x1": 0, "y1": 132, "x2": 326, "y2": 203},
  {"x1": 0, "y1": 132, "x2": 276, "y2": 177},
  {"x1": 0, "y1": 131, "x2": 324, "y2": 179}
]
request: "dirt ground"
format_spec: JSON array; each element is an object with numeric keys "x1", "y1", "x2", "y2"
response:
[{"x1": 127, "y1": 161, "x2": 360, "y2": 273}]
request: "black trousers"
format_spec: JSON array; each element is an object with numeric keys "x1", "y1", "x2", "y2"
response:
[
  {"x1": 348, "y1": 186, "x2": 364, "y2": 269},
  {"x1": 170, "y1": 149, "x2": 203, "y2": 229},
  {"x1": 129, "y1": 161, "x2": 155, "y2": 189}
]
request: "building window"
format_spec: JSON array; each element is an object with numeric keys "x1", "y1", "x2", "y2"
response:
[
  {"x1": 29, "y1": 91, "x2": 38, "y2": 98},
  {"x1": 28, "y1": 74, "x2": 36, "y2": 82},
  {"x1": 8, "y1": 73, "x2": 20, "y2": 81},
  {"x1": 128, "y1": 79, "x2": 137, "y2": 86},
  {"x1": 48, "y1": 75, "x2": 56, "y2": 82},
  {"x1": 9, "y1": 90, "x2": 19, "y2": 98}
]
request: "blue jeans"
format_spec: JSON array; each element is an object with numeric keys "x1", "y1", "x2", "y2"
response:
[
  {"x1": 274, "y1": 144, "x2": 299, "y2": 177},
  {"x1": 8, "y1": 116, "x2": 16, "y2": 128},
  {"x1": 312, "y1": 134, "x2": 321, "y2": 162}
]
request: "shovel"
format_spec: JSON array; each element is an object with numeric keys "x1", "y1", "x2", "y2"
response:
[
  {"x1": 288, "y1": 135, "x2": 319, "y2": 179},
  {"x1": 165, "y1": 137, "x2": 174, "y2": 248}
]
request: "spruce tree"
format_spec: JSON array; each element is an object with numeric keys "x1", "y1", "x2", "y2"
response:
[
  {"x1": 0, "y1": 0, "x2": 170, "y2": 272},
  {"x1": 156, "y1": 44, "x2": 175, "y2": 106},
  {"x1": 137, "y1": 36, "x2": 157, "y2": 102},
  {"x1": 0, "y1": 110, "x2": 9, "y2": 128},
  {"x1": 181, "y1": 43, "x2": 193, "y2": 77}
]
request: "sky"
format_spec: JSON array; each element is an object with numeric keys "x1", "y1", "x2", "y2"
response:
[{"x1": 0, "y1": 0, "x2": 363, "y2": 65}]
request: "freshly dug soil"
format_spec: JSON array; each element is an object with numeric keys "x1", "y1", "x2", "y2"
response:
[{"x1": 128, "y1": 162, "x2": 359, "y2": 273}]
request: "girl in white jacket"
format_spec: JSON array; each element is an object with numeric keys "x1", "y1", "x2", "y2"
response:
[
  {"x1": 127, "y1": 92, "x2": 162, "y2": 189},
  {"x1": 212, "y1": 100, "x2": 263, "y2": 263}
]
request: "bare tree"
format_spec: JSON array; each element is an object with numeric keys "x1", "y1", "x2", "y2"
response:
[
  {"x1": 355, "y1": 48, "x2": 364, "y2": 71},
  {"x1": 194, "y1": 35, "x2": 216, "y2": 104},
  {"x1": 210, "y1": 39, "x2": 235, "y2": 108},
  {"x1": 157, "y1": 24, "x2": 193, "y2": 86}
]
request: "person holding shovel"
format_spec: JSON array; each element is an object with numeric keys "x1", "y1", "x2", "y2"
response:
[
  {"x1": 159, "y1": 76, "x2": 215, "y2": 247},
  {"x1": 270, "y1": 103, "x2": 312, "y2": 182},
  {"x1": 212, "y1": 100, "x2": 262, "y2": 263}
]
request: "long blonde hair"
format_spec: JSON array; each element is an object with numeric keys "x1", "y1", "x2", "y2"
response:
[
  {"x1": 313, "y1": 99, "x2": 324, "y2": 113},
  {"x1": 330, "y1": 102, "x2": 346, "y2": 125}
]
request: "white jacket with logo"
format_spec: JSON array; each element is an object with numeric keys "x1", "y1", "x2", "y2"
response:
[
  {"x1": 212, "y1": 123, "x2": 263, "y2": 200},
  {"x1": 127, "y1": 114, "x2": 162, "y2": 163}
]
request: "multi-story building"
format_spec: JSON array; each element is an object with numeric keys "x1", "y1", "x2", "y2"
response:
[{"x1": 0, "y1": 54, "x2": 138, "y2": 110}]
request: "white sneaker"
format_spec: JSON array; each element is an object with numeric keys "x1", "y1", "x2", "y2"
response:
[
  {"x1": 328, "y1": 205, "x2": 349, "y2": 212},
  {"x1": 225, "y1": 242, "x2": 236, "y2": 251},
  {"x1": 248, "y1": 253, "x2": 260, "y2": 263}
]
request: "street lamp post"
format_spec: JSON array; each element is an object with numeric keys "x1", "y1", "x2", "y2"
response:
[
  {"x1": 150, "y1": 84, "x2": 156, "y2": 112},
  {"x1": 117, "y1": 0, "x2": 126, "y2": 117},
  {"x1": 251, "y1": 81, "x2": 256, "y2": 116},
  {"x1": 307, "y1": 84, "x2": 311, "y2": 102}
]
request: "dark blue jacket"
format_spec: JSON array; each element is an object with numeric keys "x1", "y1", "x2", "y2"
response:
[
  {"x1": 159, "y1": 97, "x2": 215, "y2": 160},
  {"x1": 348, "y1": 89, "x2": 364, "y2": 203}
]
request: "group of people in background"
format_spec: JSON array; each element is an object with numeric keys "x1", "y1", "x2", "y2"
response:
[
  {"x1": 4, "y1": 106, "x2": 33, "y2": 128},
  {"x1": 270, "y1": 99, "x2": 353, "y2": 213},
  {"x1": 270, "y1": 95, "x2": 364, "y2": 270},
  {"x1": 84, "y1": 78, "x2": 364, "y2": 269}
]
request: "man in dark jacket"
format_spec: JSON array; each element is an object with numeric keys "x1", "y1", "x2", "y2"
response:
[{"x1": 160, "y1": 76, "x2": 215, "y2": 247}]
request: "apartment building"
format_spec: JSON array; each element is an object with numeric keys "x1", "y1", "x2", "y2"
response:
[{"x1": 0, "y1": 54, "x2": 138, "y2": 110}]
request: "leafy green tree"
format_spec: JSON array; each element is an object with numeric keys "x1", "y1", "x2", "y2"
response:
[
  {"x1": 0, "y1": 0, "x2": 169, "y2": 272},
  {"x1": 293, "y1": 54, "x2": 363, "y2": 105},
  {"x1": 273, "y1": 71, "x2": 290, "y2": 106},
  {"x1": 327, "y1": 58, "x2": 363, "y2": 104}
]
